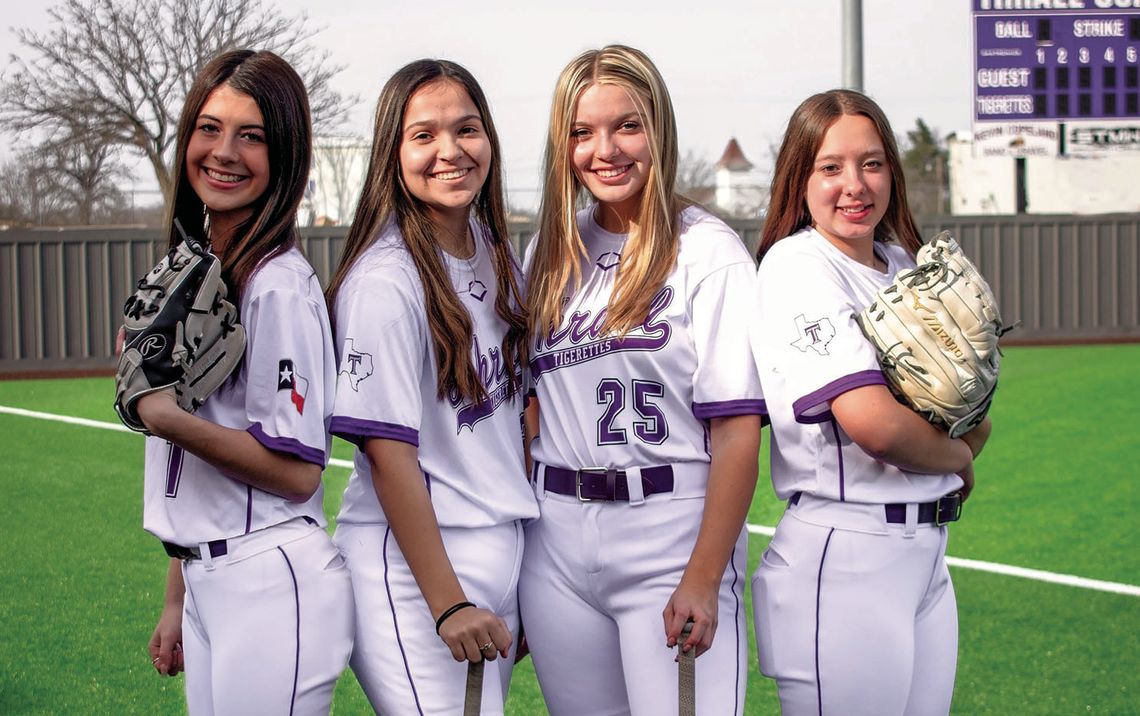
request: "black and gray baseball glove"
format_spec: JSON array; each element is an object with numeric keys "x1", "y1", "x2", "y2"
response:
[{"x1": 113, "y1": 222, "x2": 245, "y2": 434}]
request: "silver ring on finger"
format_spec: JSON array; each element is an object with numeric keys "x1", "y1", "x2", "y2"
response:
[{"x1": 480, "y1": 641, "x2": 495, "y2": 652}]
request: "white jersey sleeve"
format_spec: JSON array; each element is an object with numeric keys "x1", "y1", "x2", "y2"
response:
[
  {"x1": 756, "y1": 235, "x2": 886, "y2": 424},
  {"x1": 753, "y1": 229, "x2": 963, "y2": 504},
  {"x1": 690, "y1": 260, "x2": 765, "y2": 419},
  {"x1": 329, "y1": 258, "x2": 426, "y2": 448},
  {"x1": 142, "y1": 248, "x2": 332, "y2": 544},
  {"x1": 242, "y1": 284, "x2": 336, "y2": 466}
]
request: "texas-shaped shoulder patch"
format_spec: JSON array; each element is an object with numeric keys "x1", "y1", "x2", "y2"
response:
[
  {"x1": 790, "y1": 314, "x2": 836, "y2": 356},
  {"x1": 339, "y1": 338, "x2": 374, "y2": 391}
]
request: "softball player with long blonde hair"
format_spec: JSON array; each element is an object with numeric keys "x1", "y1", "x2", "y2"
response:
[{"x1": 520, "y1": 45, "x2": 763, "y2": 715}]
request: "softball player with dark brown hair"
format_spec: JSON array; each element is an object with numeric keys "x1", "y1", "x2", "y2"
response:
[
  {"x1": 139, "y1": 49, "x2": 353, "y2": 714},
  {"x1": 324, "y1": 59, "x2": 537, "y2": 714},
  {"x1": 751, "y1": 89, "x2": 992, "y2": 716}
]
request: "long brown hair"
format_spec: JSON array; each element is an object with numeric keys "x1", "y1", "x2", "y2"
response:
[
  {"x1": 167, "y1": 50, "x2": 312, "y2": 300},
  {"x1": 528, "y1": 45, "x2": 683, "y2": 339},
  {"x1": 325, "y1": 60, "x2": 526, "y2": 404},
  {"x1": 757, "y1": 89, "x2": 921, "y2": 263}
]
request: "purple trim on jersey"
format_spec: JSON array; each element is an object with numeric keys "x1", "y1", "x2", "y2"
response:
[
  {"x1": 383, "y1": 526, "x2": 425, "y2": 715},
  {"x1": 454, "y1": 377, "x2": 517, "y2": 432},
  {"x1": 330, "y1": 416, "x2": 420, "y2": 448},
  {"x1": 165, "y1": 444, "x2": 185, "y2": 498},
  {"x1": 245, "y1": 485, "x2": 253, "y2": 534},
  {"x1": 793, "y1": 371, "x2": 886, "y2": 424},
  {"x1": 815, "y1": 528, "x2": 836, "y2": 716},
  {"x1": 691, "y1": 398, "x2": 767, "y2": 419},
  {"x1": 247, "y1": 422, "x2": 326, "y2": 466},
  {"x1": 276, "y1": 545, "x2": 301, "y2": 716},
  {"x1": 530, "y1": 329, "x2": 672, "y2": 379},
  {"x1": 829, "y1": 419, "x2": 846, "y2": 502}
]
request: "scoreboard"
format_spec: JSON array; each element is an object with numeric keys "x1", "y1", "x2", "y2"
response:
[{"x1": 974, "y1": 2, "x2": 1140, "y2": 123}]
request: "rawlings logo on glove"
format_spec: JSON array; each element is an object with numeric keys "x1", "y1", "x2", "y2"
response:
[
  {"x1": 857, "y1": 232, "x2": 1014, "y2": 438},
  {"x1": 113, "y1": 221, "x2": 246, "y2": 434}
]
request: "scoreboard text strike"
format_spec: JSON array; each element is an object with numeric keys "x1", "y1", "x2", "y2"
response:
[{"x1": 974, "y1": 1, "x2": 1140, "y2": 122}]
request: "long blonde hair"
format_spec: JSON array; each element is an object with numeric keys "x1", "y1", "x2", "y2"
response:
[{"x1": 528, "y1": 45, "x2": 682, "y2": 339}]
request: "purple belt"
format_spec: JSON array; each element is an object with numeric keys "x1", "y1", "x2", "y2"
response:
[
  {"x1": 789, "y1": 492, "x2": 963, "y2": 526},
  {"x1": 542, "y1": 464, "x2": 674, "y2": 502},
  {"x1": 162, "y1": 540, "x2": 228, "y2": 561}
]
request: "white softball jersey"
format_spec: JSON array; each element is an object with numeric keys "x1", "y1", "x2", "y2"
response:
[
  {"x1": 753, "y1": 227, "x2": 964, "y2": 505},
  {"x1": 331, "y1": 219, "x2": 539, "y2": 528},
  {"x1": 527, "y1": 205, "x2": 765, "y2": 474},
  {"x1": 520, "y1": 205, "x2": 762, "y2": 715},
  {"x1": 142, "y1": 246, "x2": 333, "y2": 545}
]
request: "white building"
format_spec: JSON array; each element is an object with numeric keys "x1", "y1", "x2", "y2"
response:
[
  {"x1": 713, "y1": 138, "x2": 767, "y2": 218},
  {"x1": 301, "y1": 136, "x2": 371, "y2": 226},
  {"x1": 948, "y1": 127, "x2": 1140, "y2": 215}
]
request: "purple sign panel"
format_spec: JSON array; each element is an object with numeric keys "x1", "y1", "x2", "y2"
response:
[{"x1": 974, "y1": 2, "x2": 1140, "y2": 122}]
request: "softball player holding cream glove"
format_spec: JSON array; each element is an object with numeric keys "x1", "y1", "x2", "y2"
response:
[
  {"x1": 751, "y1": 89, "x2": 992, "y2": 716},
  {"x1": 520, "y1": 45, "x2": 763, "y2": 716},
  {"x1": 325, "y1": 60, "x2": 537, "y2": 715},
  {"x1": 140, "y1": 50, "x2": 353, "y2": 715}
]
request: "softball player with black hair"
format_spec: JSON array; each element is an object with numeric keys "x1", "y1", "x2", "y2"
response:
[
  {"x1": 137, "y1": 50, "x2": 353, "y2": 714},
  {"x1": 520, "y1": 45, "x2": 763, "y2": 715},
  {"x1": 751, "y1": 89, "x2": 992, "y2": 715},
  {"x1": 324, "y1": 59, "x2": 537, "y2": 714}
]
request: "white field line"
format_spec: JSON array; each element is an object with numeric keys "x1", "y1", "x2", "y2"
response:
[
  {"x1": 5, "y1": 404, "x2": 1138, "y2": 598},
  {"x1": 748, "y1": 524, "x2": 1140, "y2": 596}
]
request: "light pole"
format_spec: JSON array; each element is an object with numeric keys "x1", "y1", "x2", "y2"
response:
[{"x1": 843, "y1": 0, "x2": 863, "y2": 91}]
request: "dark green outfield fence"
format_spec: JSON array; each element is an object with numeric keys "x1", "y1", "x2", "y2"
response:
[{"x1": 2, "y1": 214, "x2": 1137, "y2": 374}]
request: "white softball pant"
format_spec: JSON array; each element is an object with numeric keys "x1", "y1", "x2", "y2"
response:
[
  {"x1": 333, "y1": 520, "x2": 524, "y2": 715},
  {"x1": 180, "y1": 518, "x2": 355, "y2": 716},
  {"x1": 752, "y1": 496, "x2": 958, "y2": 716},
  {"x1": 518, "y1": 492, "x2": 748, "y2": 716}
]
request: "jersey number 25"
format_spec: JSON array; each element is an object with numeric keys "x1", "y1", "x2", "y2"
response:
[{"x1": 596, "y1": 378, "x2": 668, "y2": 446}]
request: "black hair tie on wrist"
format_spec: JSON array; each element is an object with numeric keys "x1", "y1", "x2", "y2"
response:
[{"x1": 435, "y1": 601, "x2": 476, "y2": 635}]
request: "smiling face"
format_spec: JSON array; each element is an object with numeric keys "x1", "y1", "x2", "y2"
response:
[
  {"x1": 805, "y1": 113, "x2": 892, "y2": 252},
  {"x1": 185, "y1": 84, "x2": 271, "y2": 236},
  {"x1": 569, "y1": 82, "x2": 653, "y2": 231},
  {"x1": 398, "y1": 79, "x2": 491, "y2": 228}
]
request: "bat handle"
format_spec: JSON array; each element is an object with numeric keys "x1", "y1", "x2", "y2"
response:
[
  {"x1": 463, "y1": 658, "x2": 485, "y2": 716},
  {"x1": 678, "y1": 619, "x2": 696, "y2": 716}
]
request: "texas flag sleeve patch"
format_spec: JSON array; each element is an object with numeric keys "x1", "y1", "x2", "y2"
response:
[{"x1": 277, "y1": 359, "x2": 309, "y2": 415}]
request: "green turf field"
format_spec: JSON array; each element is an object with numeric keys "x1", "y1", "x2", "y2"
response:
[{"x1": 0, "y1": 344, "x2": 1137, "y2": 714}]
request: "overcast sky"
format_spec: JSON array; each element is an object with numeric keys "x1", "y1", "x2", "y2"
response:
[{"x1": 1, "y1": 0, "x2": 974, "y2": 208}]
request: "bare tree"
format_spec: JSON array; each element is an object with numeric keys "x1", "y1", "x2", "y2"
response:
[
  {"x1": 309, "y1": 137, "x2": 369, "y2": 225},
  {"x1": 42, "y1": 122, "x2": 129, "y2": 224},
  {"x1": 0, "y1": 151, "x2": 71, "y2": 226},
  {"x1": 0, "y1": 136, "x2": 131, "y2": 226},
  {"x1": 676, "y1": 149, "x2": 714, "y2": 194},
  {"x1": 901, "y1": 118, "x2": 949, "y2": 217},
  {"x1": 1, "y1": 0, "x2": 352, "y2": 199}
]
